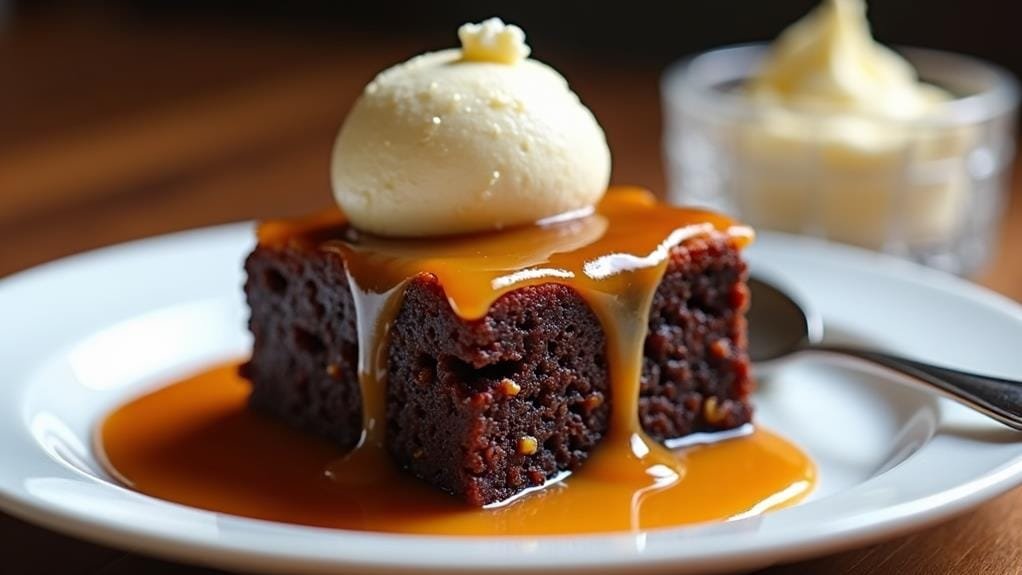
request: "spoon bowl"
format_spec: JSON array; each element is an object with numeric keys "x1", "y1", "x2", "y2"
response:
[
  {"x1": 747, "y1": 276, "x2": 821, "y2": 363},
  {"x1": 746, "y1": 275, "x2": 1022, "y2": 431}
]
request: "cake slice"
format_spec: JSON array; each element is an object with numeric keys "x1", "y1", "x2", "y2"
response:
[{"x1": 241, "y1": 226, "x2": 752, "y2": 506}]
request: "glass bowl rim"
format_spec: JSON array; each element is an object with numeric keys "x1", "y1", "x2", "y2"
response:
[{"x1": 662, "y1": 43, "x2": 1020, "y2": 128}]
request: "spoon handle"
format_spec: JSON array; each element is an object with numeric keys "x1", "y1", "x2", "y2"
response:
[{"x1": 810, "y1": 345, "x2": 1022, "y2": 431}]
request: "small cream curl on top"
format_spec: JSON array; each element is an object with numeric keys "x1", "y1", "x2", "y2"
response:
[{"x1": 458, "y1": 18, "x2": 531, "y2": 64}]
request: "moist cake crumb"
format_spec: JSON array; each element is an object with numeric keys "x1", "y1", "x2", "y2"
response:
[{"x1": 241, "y1": 228, "x2": 753, "y2": 506}]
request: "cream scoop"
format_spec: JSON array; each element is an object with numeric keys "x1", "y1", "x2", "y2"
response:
[
  {"x1": 331, "y1": 18, "x2": 612, "y2": 237},
  {"x1": 735, "y1": 0, "x2": 966, "y2": 250},
  {"x1": 748, "y1": 0, "x2": 950, "y2": 118}
]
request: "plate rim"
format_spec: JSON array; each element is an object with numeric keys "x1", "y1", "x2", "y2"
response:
[{"x1": 1, "y1": 224, "x2": 1021, "y2": 574}]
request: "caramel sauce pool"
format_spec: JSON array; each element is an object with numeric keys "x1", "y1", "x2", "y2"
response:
[
  {"x1": 99, "y1": 187, "x2": 815, "y2": 534},
  {"x1": 100, "y1": 363, "x2": 813, "y2": 535}
]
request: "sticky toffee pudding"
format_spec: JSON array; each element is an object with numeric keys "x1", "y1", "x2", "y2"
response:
[{"x1": 98, "y1": 17, "x2": 816, "y2": 535}]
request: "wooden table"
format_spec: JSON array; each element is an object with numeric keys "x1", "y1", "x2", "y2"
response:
[{"x1": 3, "y1": 8, "x2": 1021, "y2": 575}]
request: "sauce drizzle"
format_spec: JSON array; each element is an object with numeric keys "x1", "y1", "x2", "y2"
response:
[
  {"x1": 99, "y1": 187, "x2": 815, "y2": 534},
  {"x1": 265, "y1": 187, "x2": 754, "y2": 487}
]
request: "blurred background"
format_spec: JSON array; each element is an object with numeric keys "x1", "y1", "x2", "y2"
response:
[
  {"x1": 3, "y1": 2, "x2": 1022, "y2": 571},
  {"x1": 9, "y1": 1, "x2": 1022, "y2": 71},
  {"x1": 2, "y1": 0, "x2": 1021, "y2": 282}
]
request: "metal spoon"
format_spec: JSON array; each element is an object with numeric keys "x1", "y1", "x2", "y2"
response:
[{"x1": 747, "y1": 276, "x2": 1022, "y2": 431}]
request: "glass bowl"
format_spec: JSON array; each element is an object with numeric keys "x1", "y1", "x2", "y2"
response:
[{"x1": 662, "y1": 44, "x2": 1019, "y2": 276}]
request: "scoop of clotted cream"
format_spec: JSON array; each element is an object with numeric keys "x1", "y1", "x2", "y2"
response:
[
  {"x1": 748, "y1": 0, "x2": 950, "y2": 118},
  {"x1": 331, "y1": 18, "x2": 612, "y2": 237},
  {"x1": 737, "y1": 0, "x2": 967, "y2": 250}
]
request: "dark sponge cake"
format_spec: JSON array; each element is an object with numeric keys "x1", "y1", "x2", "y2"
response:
[
  {"x1": 241, "y1": 230, "x2": 752, "y2": 506},
  {"x1": 387, "y1": 278, "x2": 610, "y2": 506},
  {"x1": 242, "y1": 243, "x2": 363, "y2": 450},
  {"x1": 642, "y1": 234, "x2": 753, "y2": 440}
]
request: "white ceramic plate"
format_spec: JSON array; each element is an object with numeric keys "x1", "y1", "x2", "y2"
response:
[{"x1": 1, "y1": 226, "x2": 1020, "y2": 575}]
